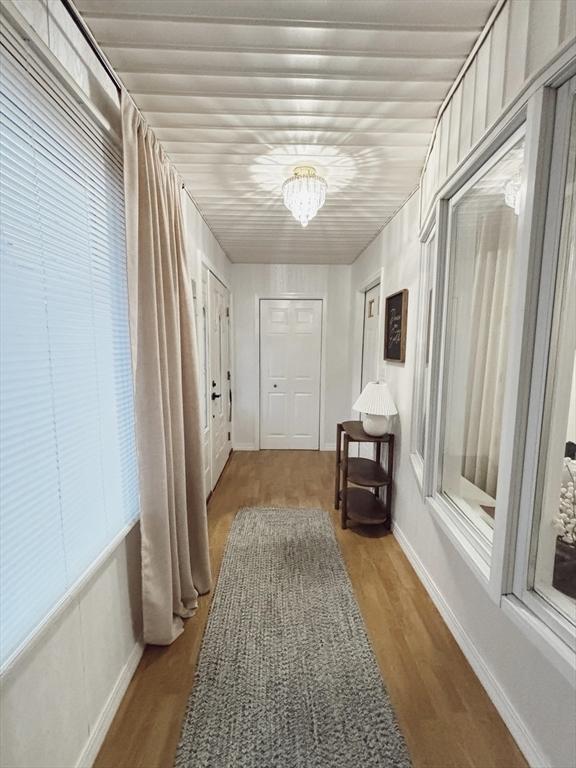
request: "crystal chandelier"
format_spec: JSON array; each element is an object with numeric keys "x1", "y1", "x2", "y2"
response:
[
  {"x1": 282, "y1": 166, "x2": 327, "y2": 227},
  {"x1": 504, "y1": 173, "x2": 523, "y2": 215}
]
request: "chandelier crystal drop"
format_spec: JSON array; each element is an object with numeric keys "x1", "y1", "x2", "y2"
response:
[
  {"x1": 282, "y1": 166, "x2": 327, "y2": 227},
  {"x1": 504, "y1": 173, "x2": 523, "y2": 215}
]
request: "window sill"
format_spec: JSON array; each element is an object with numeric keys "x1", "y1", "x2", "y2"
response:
[
  {"x1": 409, "y1": 452, "x2": 424, "y2": 494},
  {"x1": 501, "y1": 595, "x2": 576, "y2": 684},
  {"x1": 427, "y1": 494, "x2": 491, "y2": 585},
  {"x1": 0, "y1": 515, "x2": 140, "y2": 678}
]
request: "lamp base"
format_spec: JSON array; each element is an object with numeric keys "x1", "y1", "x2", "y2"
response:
[{"x1": 361, "y1": 413, "x2": 391, "y2": 437}]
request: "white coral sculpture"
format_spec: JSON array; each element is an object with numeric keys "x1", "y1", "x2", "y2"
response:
[{"x1": 553, "y1": 457, "x2": 576, "y2": 546}]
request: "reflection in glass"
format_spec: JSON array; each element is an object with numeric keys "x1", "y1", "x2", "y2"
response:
[
  {"x1": 534, "y1": 97, "x2": 576, "y2": 619},
  {"x1": 442, "y1": 137, "x2": 526, "y2": 538},
  {"x1": 415, "y1": 236, "x2": 435, "y2": 459}
]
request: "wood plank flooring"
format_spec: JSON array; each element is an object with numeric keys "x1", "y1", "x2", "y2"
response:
[{"x1": 94, "y1": 450, "x2": 528, "y2": 768}]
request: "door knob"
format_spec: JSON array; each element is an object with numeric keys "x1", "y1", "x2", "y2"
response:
[{"x1": 211, "y1": 392, "x2": 221, "y2": 400}]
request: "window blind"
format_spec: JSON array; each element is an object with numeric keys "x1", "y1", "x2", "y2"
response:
[{"x1": 0, "y1": 22, "x2": 139, "y2": 668}]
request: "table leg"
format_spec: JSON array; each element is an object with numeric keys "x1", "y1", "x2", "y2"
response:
[
  {"x1": 334, "y1": 423, "x2": 342, "y2": 510},
  {"x1": 386, "y1": 436, "x2": 394, "y2": 532},
  {"x1": 375, "y1": 441, "x2": 382, "y2": 499},
  {"x1": 341, "y1": 434, "x2": 350, "y2": 529}
]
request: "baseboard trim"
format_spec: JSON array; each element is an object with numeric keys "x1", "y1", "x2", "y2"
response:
[
  {"x1": 392, "y1": 523, "x2": 549, "y2": 768},
  {"x1": 232, "y1": 443, "x2": 257, "y2": 451},
  {"x1": 76, "y1": 640, "x2": 145, "y2": 768}
]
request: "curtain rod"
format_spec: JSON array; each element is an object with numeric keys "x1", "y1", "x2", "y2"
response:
[
  {"x1": 60, "y1": 0, "x2": 123, "y2": 94},
  {"x1": 60, "y1": 0, "x2": 230, "y2": 260}
]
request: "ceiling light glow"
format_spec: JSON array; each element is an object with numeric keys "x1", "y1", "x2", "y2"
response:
[{"x1": 282, "y1": 166, "x2": 327, "y2": 227}]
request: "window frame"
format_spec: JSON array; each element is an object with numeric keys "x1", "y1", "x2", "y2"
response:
[
  {"x1": 0, "y1": 12, "x2": 139, "y2": 673},
  {"x1": 409, "y1": 220, "x2": 437, "y2": 491},
  {"x1": 425, "y1": 87, "x2": 557, "y2": 599},
  {"x1": 512, "y1": 76, "x2": 576, "y2": 650}
]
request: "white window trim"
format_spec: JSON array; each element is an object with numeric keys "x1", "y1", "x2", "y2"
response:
[
  {"x1": 429, "y1": 121, "x2": 530, "y2": 588},
  {"x1": 0, "y1": 11, "x2": 139, "y2": 673},
  {"x1": 426, "y1": 83, "x2": 562, "y2": 598},
  {"x1": 512, "y1": 76, "x2": 576, "y2": 651},
  {"x1": 502, "y1": 595, "x2": 575, "y2": 684},
  {"x1": 409, "y1": 221, "x2": 436, "y2": 493},
  {"x1": 422, "y1": 66, "x2": 576, "y2": 657}
]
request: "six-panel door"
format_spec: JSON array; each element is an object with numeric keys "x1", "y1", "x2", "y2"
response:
[{"x1": 260, "y1": 299, "x2": 322, "y2": 450}]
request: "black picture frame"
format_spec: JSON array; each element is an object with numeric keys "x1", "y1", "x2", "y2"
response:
[{"x1": 384, "y1": 289, "x2": 408, "y2": 363}]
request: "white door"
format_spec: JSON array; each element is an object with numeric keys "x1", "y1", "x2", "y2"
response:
[
  {"x1": 209, "y1": 272, "x2": 231, "y2": 486},
  {"x1": 359, "y1": 284, "x2": 380, "y2": 457},
  {"x1": 260, "y1": 299, "x2": 322, "y2": 450},
  {"x1": 361, "y1": 283, "x2": 380, "y2": 389},
  {"x1": 195, "y1": 266, "x2": 212, "y2": 495}
]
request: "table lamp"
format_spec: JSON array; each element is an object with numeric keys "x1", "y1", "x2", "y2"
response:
[{"x1": 352, "y1": 381, "x2": 398, "y2": 436}]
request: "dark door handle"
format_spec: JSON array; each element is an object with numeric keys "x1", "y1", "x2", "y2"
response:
[{"x1": 211, "y1": 392, "x2": 221, "y2": 400}]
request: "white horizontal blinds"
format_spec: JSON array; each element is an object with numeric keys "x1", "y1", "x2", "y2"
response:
[{"x1": 0, "y1": 24, "x2": 138, "y2": 667}]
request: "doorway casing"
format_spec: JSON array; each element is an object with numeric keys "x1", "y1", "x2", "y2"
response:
[{"x1": 254, "y1": 291, "x2": 329, "y2": 451}]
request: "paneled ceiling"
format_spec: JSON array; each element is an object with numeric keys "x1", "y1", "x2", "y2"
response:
[{"x1": 76, "y1": 0, "x2": 497, "y2": 264}]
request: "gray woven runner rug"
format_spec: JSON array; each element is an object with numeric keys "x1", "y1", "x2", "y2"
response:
[{"x1": 175, "y1": 507, "x2": 411, "y2": 768}]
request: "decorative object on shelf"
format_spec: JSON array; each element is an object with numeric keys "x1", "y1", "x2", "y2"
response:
[
  {"x1": 334, "y1": 421, "x2": 394, "y2": 531},
  {"x1": 384, "y1": 289, "x2": 408, "y2": 362},
  {"x1": 353, "y1": 381, "x2": 398, "y2": 437},
  {"x1": 552, "y1": 453, "x2": 576, "y2": 599},
  {"x1": 282, "y1": 166, "x2": 327, "y2": 227}
]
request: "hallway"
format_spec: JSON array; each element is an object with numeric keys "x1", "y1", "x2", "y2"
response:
[
  {"x1": 1, "y1": 2, "x2": 575, "y2": 766},
  {"x1": 95, "y1": 451, "x2": 526, "y2": 768}
]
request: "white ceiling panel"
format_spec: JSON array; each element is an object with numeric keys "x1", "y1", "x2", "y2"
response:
[{"x1": 77, "y1": 0, "x2": 497, "y2": 264}]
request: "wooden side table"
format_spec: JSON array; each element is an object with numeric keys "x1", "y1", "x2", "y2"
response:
[{"x1": 334, "y1": 420, "x2": 394, "y2": 531}]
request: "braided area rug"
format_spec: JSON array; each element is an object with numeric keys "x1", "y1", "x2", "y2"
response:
[{"x1": 174, "y1": 507, "x2": 411, "y2": 768}]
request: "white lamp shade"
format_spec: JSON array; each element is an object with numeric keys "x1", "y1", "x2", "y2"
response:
[{"x1": 353, "y1": 381, "x2": 398, "y2": 416}]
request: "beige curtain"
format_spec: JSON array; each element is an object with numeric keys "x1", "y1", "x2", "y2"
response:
[
  {"x1": 121, "y1": 94, "x2": 211, "y2": 646},
  {"x1": 462, "y1": 206, "x2": 516, "y2": 498}
]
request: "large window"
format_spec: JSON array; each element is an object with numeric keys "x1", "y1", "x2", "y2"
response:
[
  {"x1": 514, "y1": 81, "x2": 576, "y2": 638},
  {"x1": 439, "y1": 132, "x2": 525, "y2": 551},
  {"x1": 0, "y1": 27, "x2": 138, "y2": 668},
  {"x1": 424, "y1": 74, "x2": 576, "y2": 649}
]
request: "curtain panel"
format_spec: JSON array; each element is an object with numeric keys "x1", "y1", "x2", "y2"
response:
[
  {"x1": 462, "y1": 207, "x2": 516, "y2": 498},
  {"x1": 121, "y1": 94, "x2": 211, "y2": 646}
]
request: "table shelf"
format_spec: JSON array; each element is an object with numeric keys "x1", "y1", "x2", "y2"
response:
[
  {"x1": 344, "y1": 488, "x2": 388, "y2": 525},
  {"x1": 334, "y1": 421, "x2": 394, "y2": 531},
  {"x1": 347, "y1": 457, "x2": 390, "y2": 488}
]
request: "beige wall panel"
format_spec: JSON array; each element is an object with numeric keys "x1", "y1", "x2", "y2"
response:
[
  {"x1": 459, "y1": 61, "x2": 477, "y2": 163},
  {"x1": 503, "y1": 0, "x2": 530, "y2": 106},
  {"x1": 438, "y1": 104, "x2": 451, "y2": 184},
  {"x1": 10, "y1": 0, "x2": 49, "y2": 44},
  {"x1": 486, "y1": 3, "x2": 509, "y2": 128},
  {"x1": 472, "y1": 32, "x2": 491, "y2": 146},
  {"x1": 560, "y1": 0, "x2": 576, "y2": 42},
  {"x1": 527, "y1": 0, "x2": 563, "y2": 75},
  {"x1": 446, "y1": 84, "x2": 462, "y2": 176}
]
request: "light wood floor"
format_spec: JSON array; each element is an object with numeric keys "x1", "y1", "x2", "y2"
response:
[{"x1": 94, "y1": 451, "x2": 527, "y2": 768}]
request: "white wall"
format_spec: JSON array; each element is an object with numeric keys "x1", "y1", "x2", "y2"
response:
[
  {"x1": 0, "y1": 528, "x2": 142, "y2": 768},
  {"x1": 181, "y1": 192, "x2": 232, "y2": 292},
  {"x1": 348, "y1": 4, "x2": 576, "y2": 765},
  {"x1": 232, "y1": 263, "x2": 352, "y2": 450},
  {"x1": 420, "y1": 0, "x2": 576, "y2": 224},
  {"x1": 0, "y1": 4, "x2": 144, "y2": 768},
  {"x1": 351, "y1": 191, "x2": 576, "y2": 768}
]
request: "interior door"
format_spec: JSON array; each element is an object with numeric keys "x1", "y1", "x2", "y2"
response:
[
  {"x1": 361, "y1": 283, "x2": 380, "y2": 389},
  {"x1": 193, "y1": 266, "x2": 212, "y2": 495},
  {"x1": 260, "y1": 299, "x2": 322, "y2": 450},
  {"x1": 209, "y1": 272, "x2": 231, "y2": 486},
  {"x1": 359, "y1": 283, "x2": 380, "y2": 457}
]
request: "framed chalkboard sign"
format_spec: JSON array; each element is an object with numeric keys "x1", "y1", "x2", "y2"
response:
[{"x1": 384, "y1": 289, "x2": 408, "y2": 362}]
